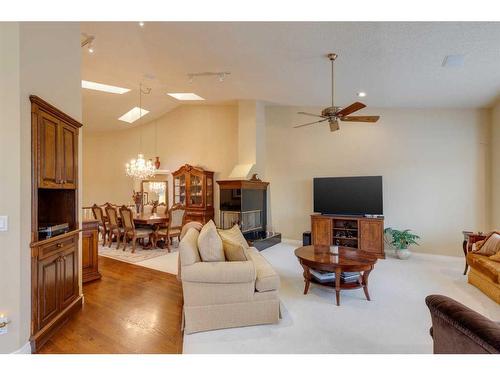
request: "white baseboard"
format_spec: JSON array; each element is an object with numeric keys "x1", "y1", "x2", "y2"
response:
[
  {"x1": 12, "y1": 341, "x2": 32, "y2": 354},
  {"x1": 281, "y1": 238, "x2": 302, "y2": 246}
]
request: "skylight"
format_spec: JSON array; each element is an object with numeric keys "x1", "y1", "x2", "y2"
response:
[
  {"x1": 167, "y1": 93, "x2": 205, "y2": 101},
  {"x1": 118, "y1": 107, "x2": 149, "y2": 123},
  {"x1": 82, "y1": 80, "x2": 130, "y2": 94}
]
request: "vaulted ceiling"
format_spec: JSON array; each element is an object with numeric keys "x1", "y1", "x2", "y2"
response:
[{"x1": 82, "y1": 22, "x2": 500, "y2": 132}]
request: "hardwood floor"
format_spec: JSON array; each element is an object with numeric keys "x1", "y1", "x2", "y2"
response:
[{"x1": 39, "y1": 256, "x2": 184, "y2": 354}]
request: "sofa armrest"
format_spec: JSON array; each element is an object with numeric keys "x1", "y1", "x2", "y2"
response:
[
  {"x1": 467, "y1": 234, "x2": 487, "y2": 253},
  {"x1": 182, "y1": 261, "x2": 256, "y2": 284}
]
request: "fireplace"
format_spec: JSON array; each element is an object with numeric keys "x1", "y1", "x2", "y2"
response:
[{"x1": 217, "y1": 179, "x2": 281, "y2": 250}]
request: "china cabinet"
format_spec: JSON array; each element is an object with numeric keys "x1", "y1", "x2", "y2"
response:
[{"x1": 172, "y1": 164, "x2": 214, "y2": 224}]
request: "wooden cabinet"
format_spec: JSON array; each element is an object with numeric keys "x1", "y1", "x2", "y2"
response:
[
  {"x1": 311, "y1": 216, "x2": 332, "y2": 246},
  {"x1": 172, "y1": 164, "x2": 214, "y2": 224},
  {"x1": 36, "y1": 102, "x2": 78, "y2": 189},
  {"x1": 30, "y1": 96, "x2": 83, "y2": 352},
  {"x1": 311, "y1": 215, "x2": 385, "y2": 258},
  {"x1": 359, "y1": 219, "x2": 384, "y2": 255},
  {"x1": 82, "y1": 220, "x2": 101, "y2": 283}
]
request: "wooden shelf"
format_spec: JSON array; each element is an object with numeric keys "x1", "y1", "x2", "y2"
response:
[
  {"x1": 333, "y1": 236, "x2": 358, "y2": 240},
  {"x1": 333, "y1": 227, "x2": 358, "y2": 231}
]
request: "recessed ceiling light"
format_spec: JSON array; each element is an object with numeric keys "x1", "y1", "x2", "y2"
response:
[
  {"x1": 442, "y1": 54, "x2": 465, "y2": 68},
  {"x1": 118, "y1": 107, "x2": 149, "y2": 123},
  {"x1": 167, "y1": 93, "x2": 205, "y2": 101},
  {"x1": 82, "y1": 80, "x2": 130, "y2": 94},
  {"x1": 357, "y1": 92, "x2": 367, "y2": 98}
]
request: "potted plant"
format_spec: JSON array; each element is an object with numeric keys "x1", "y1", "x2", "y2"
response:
[{"x1": 384, "y1": 228, "x2": 420, "y2": 259}]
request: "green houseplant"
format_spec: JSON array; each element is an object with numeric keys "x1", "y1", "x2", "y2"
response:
[{"x1": 384, "y1": 228, "x2": 420, "y2": 259}]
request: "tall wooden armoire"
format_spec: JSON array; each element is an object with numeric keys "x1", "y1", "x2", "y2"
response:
[{"x1": 29, "y1": 96, "x2": 82, "y2": 352}]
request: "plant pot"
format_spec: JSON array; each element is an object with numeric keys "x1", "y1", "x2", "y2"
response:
[{"x1": 396, "y1": 248, "x2": 411, "y2": 260}]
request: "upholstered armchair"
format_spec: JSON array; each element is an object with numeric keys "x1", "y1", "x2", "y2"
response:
[{"x1": 425, "y1": 294, "x2": 500, "y2": 354}]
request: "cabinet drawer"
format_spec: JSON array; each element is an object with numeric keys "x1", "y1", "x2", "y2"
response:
[{"x1": 39, "y1": 235, "x2": 77, "y2": 259}]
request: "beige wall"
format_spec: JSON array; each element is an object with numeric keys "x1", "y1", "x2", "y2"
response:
[
  {"x1": 0, "y1": 22, "x2": 81, "y2": 353},
  {"x1": 265, "y1": 106, "x2": 491, "y2": 256},
  {"x1": 83, "y1": 105, "x2": 238, "y2": 224},
  {"x1": 491, "y1": 100, "x2": 500, "y2": 229}
]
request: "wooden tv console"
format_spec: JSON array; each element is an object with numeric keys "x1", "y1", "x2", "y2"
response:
[{"x1": 311, "y1": 214, "x2": 385, "y2": 258}]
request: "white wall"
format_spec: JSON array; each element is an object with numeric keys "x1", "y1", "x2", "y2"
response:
[
  {"x1": 491, "y1": 100, "x2": 500, "y2": 229},
  {"x1": 265, "y1": 106, "x2": 491, "y2": 256},
  {"x1": 83, "y1": 105, "x2": 238, "y2": 224},
  {"x1": 0, "y1": 22, "x2": 81, "y2": 353}
]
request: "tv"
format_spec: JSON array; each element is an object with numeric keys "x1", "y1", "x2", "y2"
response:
[{"x1": 313, "y1": 176, "x2": 383, "y2": 216}]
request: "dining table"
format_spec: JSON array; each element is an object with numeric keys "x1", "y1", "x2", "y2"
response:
[{"x1": 133, "y1": 213, "x2": 169, "y2": 249}]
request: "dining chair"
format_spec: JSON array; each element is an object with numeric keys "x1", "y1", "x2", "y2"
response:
[
  {"x1": 155, "y1": 203, "x2": 167, "y2": 215},
  {"x1": 91, "y1": 204, "x2": 109, "y2": 246},
  {"x1": 143, "y1": 203, "x2": 154, "y2": 215},
  {"x1": 156, "y1": 204, "x2": 186, "y2": 251},
  {"x1": 119, "y1": 205, "x2": 154, "y2": 253},
  {"x1": 105, "y1": 204, "x2": 123, "y2": 249}
]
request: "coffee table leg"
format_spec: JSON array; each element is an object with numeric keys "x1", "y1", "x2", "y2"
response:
[
  {"x1": 335, "y1": 268, "x2": 341, "y2": 306},
  {"x1": 301, "y1": 263, "x2": 311, "y2": 295},
  {"x1": 362, "y1": 269, "x2": 372, "y2": 301}
]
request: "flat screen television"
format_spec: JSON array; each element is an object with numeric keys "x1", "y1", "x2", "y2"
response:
[{"x1": 313, "y1": 176, "x2": 383, "y2": 216}]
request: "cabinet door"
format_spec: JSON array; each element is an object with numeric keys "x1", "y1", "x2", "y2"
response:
[
  {"x1": 37, "y1": 252, "x2": 61, "y2": 329},
  {"x1": 312, "y1": 216, "x2": 332, "y2": 246},
  {"x1": 38, "y1": 112, "x2": 60, "y2": 188},
  {"x1": 82, "y1": 227, "x2": 98, "y2": 282},
  {"x1": 59, "y1": 245, "x2": 79, "y2": 310},
  {"x1": 188, "y1": 172, "x2": 204, "y2": 207},
  {"x1": 359, "y1": 220, "x2": 383, "y2": 254},
  {"x1": 60, "y1": 124, "x2": 77, "y2": 189}
]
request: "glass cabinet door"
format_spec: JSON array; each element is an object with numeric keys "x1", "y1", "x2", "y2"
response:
[
  {"x1": 206, "y1": 176, "x2": 213, "y2": 207},
  {"x1": 189, "y1": 173, "x2": 204, "y2": 207},
  {"x1": 174, "y1": 175, "x2": 186, "y2": 205}
]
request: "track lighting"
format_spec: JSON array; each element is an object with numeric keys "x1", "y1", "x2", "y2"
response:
[{"x1": 81, "y1": 33, "x2": 95, "y2": 54}]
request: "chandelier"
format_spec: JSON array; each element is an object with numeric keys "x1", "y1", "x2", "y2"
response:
[
  {"x1": 125, "y1": 154, "x2": 156, "y2": 179},
  {"x1": 149, "y1": 181, "x2": 166, "y2": 194}
]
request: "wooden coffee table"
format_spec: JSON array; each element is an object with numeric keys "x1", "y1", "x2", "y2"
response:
[{"x1": 295, "y1": 245, "x2": 378, "y2": 306}]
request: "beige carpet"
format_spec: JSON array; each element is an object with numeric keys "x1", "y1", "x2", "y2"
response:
[{"x1": 183, "y1": 241, "x2": 500, "y2": 354}]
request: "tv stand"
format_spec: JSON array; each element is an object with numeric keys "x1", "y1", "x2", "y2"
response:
[{"x1": 311, "y1": 214, "x2": 385, "y2": 258}]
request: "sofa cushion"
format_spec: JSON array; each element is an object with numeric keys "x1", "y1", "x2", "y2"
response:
[
  {"x1": 222, "y1": 240, "x2": 248, "y2": 262},
  {"x1": 198, "y1": 220, "x2": 225, "y2": 262},
  {"x1": 468, "y1": 252, "x2": 500, "y2": 283},
  {"x1": 246, "y1": 248, "x2": 280, "y2": 292},
  {"x1": 474, "y1": 232, "x2": 500, "y2": 256},
  {"x1": 218, "y1": 225, "x2": 249, "y2": 249},
  {"x1": 179, "y1": 227, "x2": 201, "y2": 267},
  {"x1": 490, "y1": 251, "x2": 500, "y2": 262}
]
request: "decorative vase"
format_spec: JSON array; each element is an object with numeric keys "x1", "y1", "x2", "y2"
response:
[
  {"x1": 154, "y1": 156, "x2": 161, "y2": 170},
  {"x1": 396, "y1": 248, "x2": 411, "y2": 260}
]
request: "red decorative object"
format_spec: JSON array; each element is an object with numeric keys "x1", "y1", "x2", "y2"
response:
[{"x1": 154, "y1": 156, "x2": 161, "y2": 169}]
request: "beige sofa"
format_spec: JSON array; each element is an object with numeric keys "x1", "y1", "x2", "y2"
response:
[{"x1": 179, "y1": 227, "x2": 281, "y2": 334}]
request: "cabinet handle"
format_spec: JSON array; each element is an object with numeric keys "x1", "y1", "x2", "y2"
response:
[{"x1": 57, "y1": 243, "x2": 63, "y2": 248}]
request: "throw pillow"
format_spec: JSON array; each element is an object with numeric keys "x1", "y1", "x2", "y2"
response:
[
  {"x1": 218, "y1": 224, "x2": 249, "y2": 249},
  {"x1": 197, "y1": 220, "x2": 224, "y2": 262},
  {"x1": 474, "y1": 232, "x2": 500, "y2": 256},
  {"x1": 222, "y1": 239, "x2": 248, "y2": 261}
]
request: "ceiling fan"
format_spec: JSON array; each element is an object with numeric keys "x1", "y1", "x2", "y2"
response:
[{"x1": 294, "y1": 53, "x2": 380, "y2": 132}]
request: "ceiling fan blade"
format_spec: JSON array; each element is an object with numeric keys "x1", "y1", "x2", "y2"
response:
[
  {"x1": 294, "y1": 118, "x2": 328, "y2": 128},
  {"x1": 297, "y1": 111, "x2": 327, "y2": 118},
  {"x1": 335, "y1": 102, "x2": 366, "y2": 117},
  {"x1": 329, "y1": 120, "x2": 340, "y2": 132},
  {"x1": 340, "y1": 116, "x2": 380, "y2": 123}
]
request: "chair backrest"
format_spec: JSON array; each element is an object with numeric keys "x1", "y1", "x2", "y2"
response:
[
  {"x1": 156, "y1": 203, "x2": 167, "y2": 215},
  {"x1": 91, "y1": 204, "x2": 105, "y2": 226},
  {"x1": 143, "y1": 203, "x2": 154, "y2": 215},
  {"x1": 105, "y1": 205, "x2": 120, "y2": 227},
  {"x1": 425, "y1": 294, "x2": 500, "y2": 354},
  {"x1": 119, "y1": 205, "x2": 135, "y2": 231},
  {"x1": 169, "y1": 204, "x2": 186, "y2": 230}
]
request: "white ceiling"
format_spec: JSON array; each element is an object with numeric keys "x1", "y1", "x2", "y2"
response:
[{"x1": 82, "y1": 22, "x2": 500, "y2": 132}]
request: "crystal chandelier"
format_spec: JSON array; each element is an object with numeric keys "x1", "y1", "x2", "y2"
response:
[
  {"x1": 125, "y1": 154, "x2": 156, "y2": 179},
  {"x1": 125, "y1": 83, "x2": 156, "y2": 180},
  {"x1": 149, "y1": 181, "x2": 166, "y2": 194}
]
